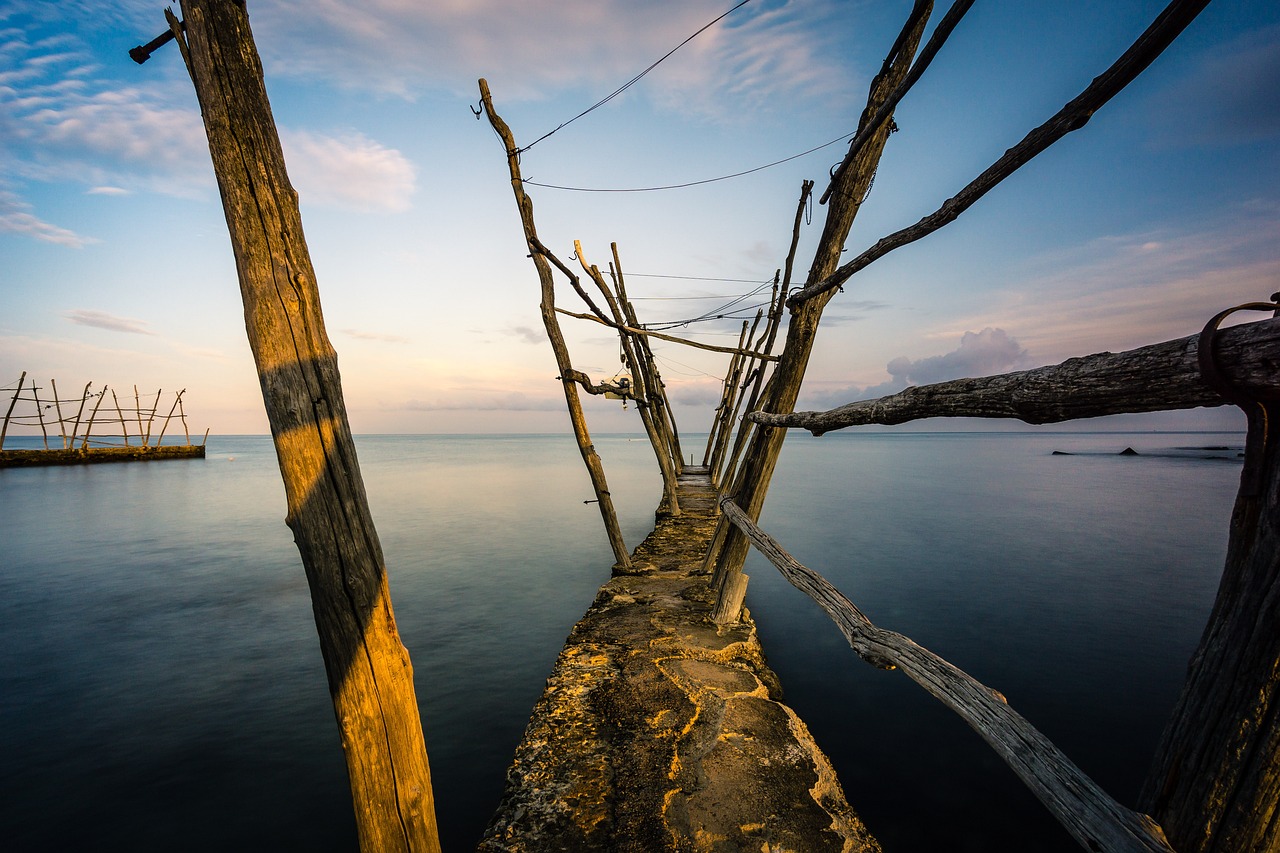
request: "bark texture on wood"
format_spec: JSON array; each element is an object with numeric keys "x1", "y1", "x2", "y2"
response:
[
  {"x1": 750, "y1": 318, "x2": 1280, "y2": 432},
  {"x1": 1141, "y1": 316, "x2": 1280, "y2": 850},
  {"x1": 575, "y1": 240, "x2": 680, "y2": 515},
  {"x1": 171, "y1": 4, "x2": 440, "y2": 850},
  {"x1": 790, "y1": 0, "x2": 1212, "y2": 308},
  {"x1": 479, "y1": 78, "x2": 631, "y2": 569},
  {"x1": 709, "y1": 2, "x2": 931, "y2": 617},
  {"x1": 719, "y1": 497, "x2": 1175, "y2": 853}
]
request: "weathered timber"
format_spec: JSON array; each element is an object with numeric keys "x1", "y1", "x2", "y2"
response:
[
  {"x1": 49, "y1": 379, "x2": 68, "y2": 449},
  {"x1": 718, "y1": 497, "x2": 1175, "y2": 853},
  {"x1": 554, "y1": 306, "x2": 780, "y2": 361},
  {"x1": 576, "y1": 241, "x2": 681, "y2": 516},
  {"x1": 709, "y1": 2, "x2": 930, "y2": 617},
  {"x1": 1140, "y1": 311, "x2": 1280, "y2": 850},
  {"x1": 0, "y1": 371, "x2": 25, "y2": 449},
  {"x1": 480, "y1": 79, "x2": 632, "y2": 570},
  {"x1": 479, "y1": 470, "x2": 879, "y2": 853},
  {"x1": 168, "y1": 3, "x2": 440, "y2": 850},
  {"x1": 704, "y1": 320, "x2": 751, "y2": 468},
  {"x1": 0, "y1": 444, "x2": 205, "y2": 468},
  {"x1": 749, "y1": 317, "x2": 1280, "y2": 433},
  {"x1": 790, "y1": 0, "x2": 1212, "y2": 308}
]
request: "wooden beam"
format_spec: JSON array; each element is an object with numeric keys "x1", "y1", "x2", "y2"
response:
[
  {"x1": 750, "y1": 317, "x2": 1280, "y2": 433},
  {"x1": 553, "y1": 306, "x2": 780, "y2": 361},
  {"x1": 169, "y1": 4, "x2": 440, "y2": 849},
  {"x1": 791, "y1": 0, "x2": 1213, "y2": 308},
  {"x1": 718, "y1": 497, "x2": 1175, "y2": 853}
]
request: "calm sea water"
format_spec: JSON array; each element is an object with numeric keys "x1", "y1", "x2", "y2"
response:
[{"x1": 0, "y1": 431, "x2": 1242, "y2": 851}]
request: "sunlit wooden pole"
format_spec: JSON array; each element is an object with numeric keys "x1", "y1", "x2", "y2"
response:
[{"x1": 161, "y1": 3, "x2": 440, "y2": 849}]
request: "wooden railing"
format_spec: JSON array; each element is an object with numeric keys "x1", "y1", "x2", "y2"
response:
[{"x1": 718, "y1": 496, "x2": 1175, "y2": 852}]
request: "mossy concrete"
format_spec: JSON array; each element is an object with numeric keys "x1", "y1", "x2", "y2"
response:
[{"x1": 479, "y1": 467, "x2": 879, "y2": 852}]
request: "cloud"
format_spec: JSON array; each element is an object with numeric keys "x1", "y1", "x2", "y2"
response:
[
  {"x1": 252, "y1": 0, "x2": 852, "y2": 115},
  {"x1": 403, "y1": 391, "x2": 564, "y2": 412},
  {"x1": 0, "y1": 189, "x2": 92, "y2": 247},
  {"x1": 885, "y1": 328, "x2": 1030, "y2": 387},
  {"x1": 507, "y1": 325, "x2": 547, "y2": 344},
  {"x1": 280, "y1": 130, "x2": 416, "y2": 212},
  {"x1": 86, "y1": 185, "x2": 129, "y2": 195},
  {"x1": 65, "y1": 309, "x2": 154, "y2": 335},
  {"x1": 341, "y1": 328, "x2": 410, "y2": 343},
  {"x1": 798, "y1": 328, "x2": 1032, "y2": 410}
]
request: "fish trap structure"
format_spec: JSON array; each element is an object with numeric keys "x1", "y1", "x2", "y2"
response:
[{"x1": 0, "y1": 373, "x2": 208, "y2": 468}]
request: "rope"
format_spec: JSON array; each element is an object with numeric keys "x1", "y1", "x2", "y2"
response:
[{"x1": 517, "y1": 0, "x2": 757, "y2": 155}]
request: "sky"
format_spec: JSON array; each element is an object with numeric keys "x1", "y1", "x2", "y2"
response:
[{"x1": 2, "y1": 0, "x2": 1278, "y2": 436}]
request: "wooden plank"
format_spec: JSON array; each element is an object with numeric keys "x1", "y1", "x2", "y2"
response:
[{"x1": 719, "y1": 497, "x2": 1175, "y2": 853}]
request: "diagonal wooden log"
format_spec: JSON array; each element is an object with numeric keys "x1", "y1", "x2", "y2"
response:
[
  {"x1": 791, "y1": 0, "x2": 1213, "y2": 308},
  {"x1": 553, "y1": 307, "x2": 779, "y2": 361},
  {"x1": 165, "y1": 3, "x2": 440, "y2": 850},
  {"x1": 479, "y1": 78, "x2": 631, "y2": 570},
  {"x1": 709, "y1": 1, "x2": 932, "y2": 616},
  {"x1": 718, "y1": 497, "x2": 1175, "y2": 853},
  {"x1": 750, "y1": 317, "x2": 1280, "y2": 433}
]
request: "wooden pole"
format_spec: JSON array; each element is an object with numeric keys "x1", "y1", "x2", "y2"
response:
[
  {"x1": 1, "y1": 371, "x2": 26, "y2": 450},
  {"x1": 709, "y1": 2, "x2": 931, "y2": 618},
  {"x1": 577, "y1": 241, "x2": 681, "y2": 516},
  {"x1": 156, "y1": 389, "x2": 184, "y2": 446},
  {"x1": 134, "y1": 385, "x2": 145, "y2": 443},
  {"x1": 143, "y1": 388, "x2": 161, "y2": 447},
  {"x1": 479, "y1": 78, "x2": 632, "y2": 570},
  {"x1": 81, "y1": 385, "x2": 107, "y2": 449},
  {"x1": 50, "y1": 379, "x2": 68, "y2": 449},
  {"x1": 712, "y1": 311, "x2": 764, "y2": 482},
  {"x1": 68, "y1": 382, "x2": 91, "y2": 447},
  {"x1": 165, "y1": 3, "x2": 441, "y2": 849},
  {"x1": 201, "y1": 426, "x2": 210, "y2": 447},
  {"x1": 179, "y1": 395, "x2": 191, "y2": 444},
  {"x1": 1140, "y1": 305, "x2": 1280, "y2": 852},
  {"x1": 704, "y1": 325, "x2": 748, "y2": 466},
  {"x1": 32, "y1": 381, "x2": 49, "y2": 450},
  {"x1": 112, "y1": 389, "x2": 130, "y2": 447}
]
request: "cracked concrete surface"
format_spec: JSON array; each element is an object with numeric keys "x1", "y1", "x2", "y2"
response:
[{"x1": 478, "y1": 468, "x2": 880, "y2": 852}]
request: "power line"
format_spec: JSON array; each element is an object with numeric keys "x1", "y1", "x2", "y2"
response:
[
  {"x1": 523, "y1": 130, "x2": 854, "y2": 193},
  {"x1": 518, "y1": 0, "x2": 757, "y2": 155}
]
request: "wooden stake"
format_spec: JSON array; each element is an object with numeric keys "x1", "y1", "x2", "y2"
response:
[
  {"x1": 179, "y1": 395, "x2": 191, "y2": 444},
  {"x1": 1, "y1": 371, "x2": 26, "y2": 450},
  {"x1": 81, "y1": 385, "x2": 107, "y2": 449},
  {"x1": 156, "y1": 389, "x2": 183, "y2": 446},
  {"x1": 50, "y1": 379, "x2": 68, "y2": 449},
  {"x1": 134, "y1": 385, "x2": 144, "y2": 443},
  {"x1": 112, "y1": 389, "x2": 130, "y2": 447},
  {"x1": 143, "y1": 388, "x2": 161, "y2": 447},
  {"x1": 479, "y1": 78, "x2": 632, "y2": 570},
  {"x1": 168, "y1": 3, "x2": 441, "y2": 849},
  {"x1": 69, "y1": 382, "x2": 92, "y2": 447},
  {"x1": 33, "y1": 381, "x2": 49, "y2": 450}
]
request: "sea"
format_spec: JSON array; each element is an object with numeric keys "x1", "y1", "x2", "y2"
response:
[{"x1": 0, "y1": 430, "x2": 1244, "y2": 851}]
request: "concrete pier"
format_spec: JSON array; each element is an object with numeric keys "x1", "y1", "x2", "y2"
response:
[{"x1": 479, "y1": 467, "x2": 880, "y2": 852}]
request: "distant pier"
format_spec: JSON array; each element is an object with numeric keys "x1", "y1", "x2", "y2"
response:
[
  {"x1": 479, "y1": 467, "x2": 879, "y2": 852},
  {"x1": 0, "y1": 444, "x2": 205, "y2": 468}
]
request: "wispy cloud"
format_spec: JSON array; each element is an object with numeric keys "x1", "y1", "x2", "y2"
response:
[
  {"x1": 86, "y1": 185, "x2": 129, "y2": 196},
  {"x1": 281, "y1": 130, "x2": 416, "y2": 212},
  {"x1": 65, "y1": 309, "x2": 154, "y2": 335},
  {"x1": 341, "y1": 327, "x2": 410, "y2": 343},
  {"x1": 403, "y1": 391, "x2": 564, "y2": 412},
  {"x1": 253, "y1": 0, "x2": 852, "y2": 115},
  {"x1": 0, "y1": 189, "x2": 92, "y2": 247}
]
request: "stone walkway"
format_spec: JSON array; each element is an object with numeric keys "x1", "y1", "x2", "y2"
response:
[{"x1": 478, "y1": 468, "x2": 880, "y2": 852}]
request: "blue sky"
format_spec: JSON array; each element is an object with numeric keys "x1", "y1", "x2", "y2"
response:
[{"x1": 2, "y1": 0, "x2": 1277, "y2": 435}]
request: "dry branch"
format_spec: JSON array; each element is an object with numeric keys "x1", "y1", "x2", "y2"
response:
[
  {"x1": 554, "y1": 307, "x2": 779, "y2": 361},
  {"x1": 791, "y1": 0, "x2": 1213, "y2": 307},
  {"x1": 718, "y1": 497, "x2": 1174, "y2": 853},
  {"x1": 750, "y1": 317, "x2": 1280, "y2": 433}
]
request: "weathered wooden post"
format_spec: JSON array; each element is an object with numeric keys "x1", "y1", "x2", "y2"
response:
[
  {"x1": 709, "y1": 2, "x2": 932, "y2": 617},
  {"x1": 50, "y1": 379, "x2": 68, "y2": 449},
  {"x1": 81, "y1": 386, "x2": 107, "y2": 450},
  {"x1": 143, "y1": 387, "x2": 161, "y2": 447},
  {"x1": 111, "y1": 389, "x2": 130, "y2": 446},
  {"x1": 1, "y1": 371, "x2": 26, "y2": 450},
  {"x1": 32, "y1": 381, "x2": 49, "y2": 449},
  {"x1": 479, "y1": 78, "x2": 633, "y2": 570},
  {"x1": 152, "y1": 3, "x2": 441, "y2": 849},
  {"x1": 1140, "y1": 301, "x2": 1280, "y2": 852},
  {"x1": 69, "y1": 382, "x2": 92, "y2": 447},
  {"x1": 155, "y1": 389, "x2": 184, "y2": 446}
]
